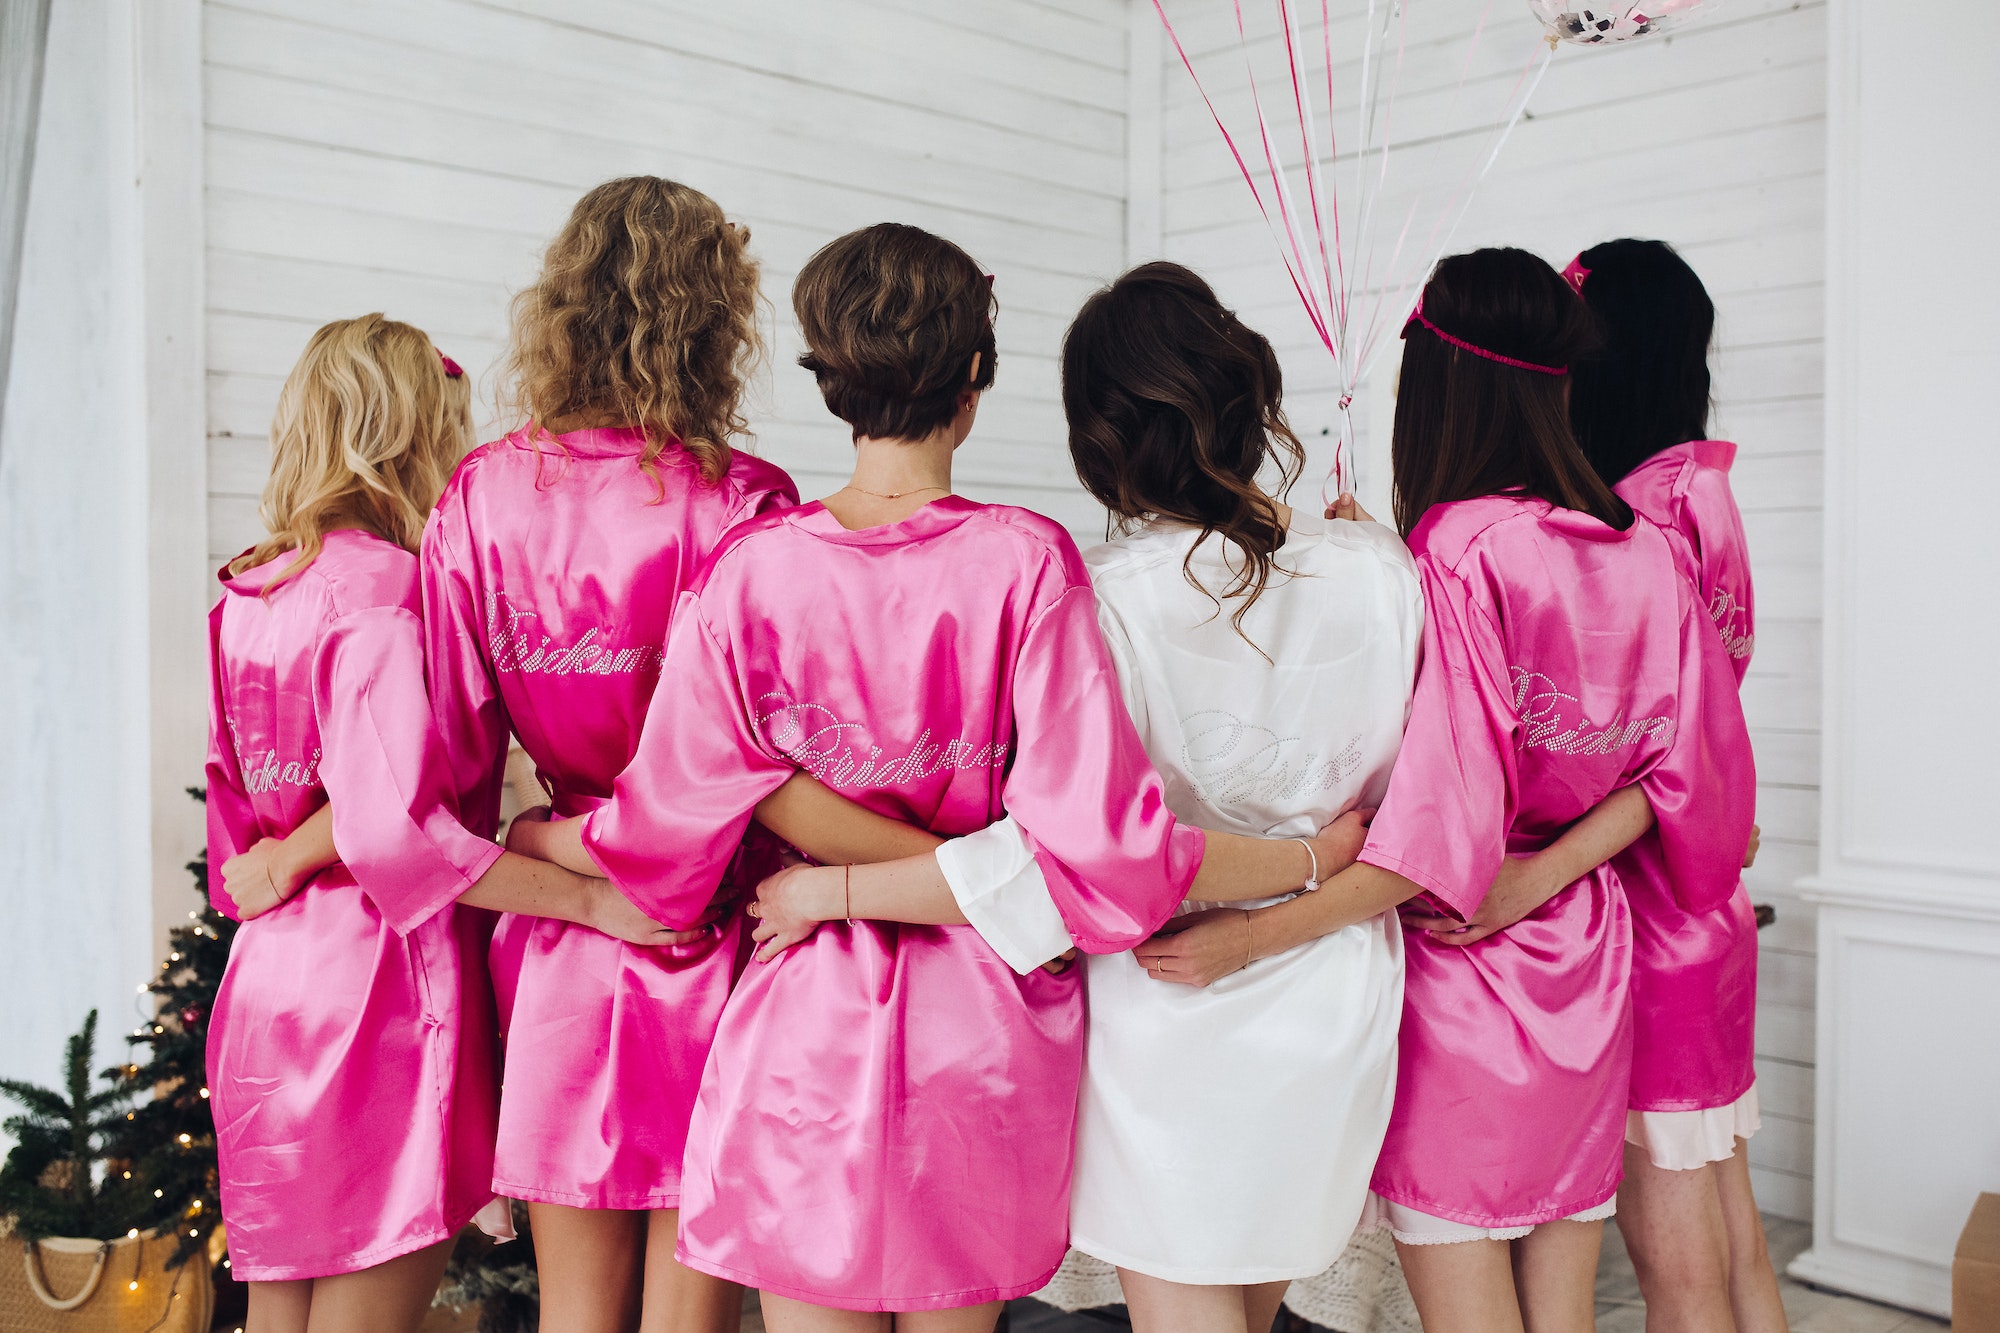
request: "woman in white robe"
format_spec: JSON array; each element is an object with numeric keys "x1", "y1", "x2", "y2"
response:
[{"x1": 937, "y1": 263, "x2": 1422, "y2": 1333}]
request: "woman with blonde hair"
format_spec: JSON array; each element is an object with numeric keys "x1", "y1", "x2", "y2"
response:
[{"x1": 205, "y1": 314, "x2": 681, "y2": 1333}]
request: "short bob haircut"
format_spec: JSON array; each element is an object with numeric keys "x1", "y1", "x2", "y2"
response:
[
  {"x1": 1063, "y1": 261, "x2": 1303, "y2": 633},
  {"x1": 1392, "y1": 247, "x2": 1629, "y2": 538},
  {"x1": 1568, "y1": 237, "x2": 1716, "y2": 484},
  {"x1": 792, "y1": 223, "x2": 997, "y2": 442}
]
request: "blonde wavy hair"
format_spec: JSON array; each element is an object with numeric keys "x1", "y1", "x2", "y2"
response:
[
  {"x1": 504, "y1": 176, "x2": 762, "y2": 485},
  {"x1": 229, "y1": 314, "x2": 472, "y2": 590}
]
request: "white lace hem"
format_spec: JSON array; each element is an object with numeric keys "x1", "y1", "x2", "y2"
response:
[
  {"x1": 1360, "y1": 1191, "x2": 1617, "y2": 1246},
  {"x1": 1625, "y1": 1082, "x2": 1761, "y2": 1171}
]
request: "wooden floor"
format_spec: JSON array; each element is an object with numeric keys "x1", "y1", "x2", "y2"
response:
[
  {"x1": 1593, "y1": 1214, "x2": 1947, "y2": 1333},
  {"x1": 730, "y1": 1215, "x2": 1953, "y2": 1333}
]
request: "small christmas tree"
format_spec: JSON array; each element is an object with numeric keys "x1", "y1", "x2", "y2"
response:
[
  {"x1": 0, "y1": 1010, "x2": 150, "y2": 1241},
  {"x1": 101, "y1": 785, "x2": 238, "y2": 1267}
]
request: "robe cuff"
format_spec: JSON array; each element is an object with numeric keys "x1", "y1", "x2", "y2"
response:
[{"x1": 936, "y1": 816, "x2": 1074, "y2": 975}]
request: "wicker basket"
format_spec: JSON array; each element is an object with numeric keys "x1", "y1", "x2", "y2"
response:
[{"x1": 0, "y1": 1222, "x2": 212, "y2": 1333}]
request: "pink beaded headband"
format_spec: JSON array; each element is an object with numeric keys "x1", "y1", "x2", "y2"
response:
[
  {"x1": 1401, "y1": 295, "x2": 1568, "y2": 377},
  {"x1": 1561, "y1": 255, "x2": 1592, "y2": 293}
]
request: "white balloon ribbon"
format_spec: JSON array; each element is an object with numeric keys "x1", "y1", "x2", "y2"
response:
[{"x1": 1153, "y1": 1, "x2": 1554, "y2": 505}]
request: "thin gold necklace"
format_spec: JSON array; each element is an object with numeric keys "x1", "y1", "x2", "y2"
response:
[{"x1": 842, "y1": 483, "x2": 948, "y2": 501}]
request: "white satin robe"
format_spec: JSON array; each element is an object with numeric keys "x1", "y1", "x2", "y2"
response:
[{"x1": 941, "y1": 512, "x2": 1422, "y2": 1283}]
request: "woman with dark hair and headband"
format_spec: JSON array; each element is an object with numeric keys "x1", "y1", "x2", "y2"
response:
[{"x1": 1189, "y1": 248, "x2": 1753, "y2": 1333}]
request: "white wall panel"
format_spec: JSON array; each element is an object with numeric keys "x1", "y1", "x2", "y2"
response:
[
  {"x1": 202, "y1": 0, "x2": 1131, "y2": 564},
  {"x1": 1790, "y1": 0, "x2": 2000, "y2": 1310}
]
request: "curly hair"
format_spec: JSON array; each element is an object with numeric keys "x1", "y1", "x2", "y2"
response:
[
  {"x1": 504, "y1": 176, "x2": 762, "y2": 484},
  {"x1": 792, "y1": 223, "x2": 996, "y2": 441},
  {"x1": 230, "y1": 314, "x2": 472, "y2": 590},
  {"x1": 1062, "y1": 262, "x2": 1303, "y2": 637}
]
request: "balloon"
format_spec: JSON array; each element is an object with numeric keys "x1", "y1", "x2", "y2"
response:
[{"x1": 1528, "y1": 0, "x2": 1715, "y2": 45}]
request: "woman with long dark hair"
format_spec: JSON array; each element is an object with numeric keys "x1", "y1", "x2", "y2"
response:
[
  {"x1": 1148, "y1": 248, "x2": 1755, "y2": 1333},
  {"x1": 1570, "y1": 237, "x2": 1786, "y2": 1333},
  {"x1": 960, "y1": 261, "x2": 1424, "y2": 1333}
]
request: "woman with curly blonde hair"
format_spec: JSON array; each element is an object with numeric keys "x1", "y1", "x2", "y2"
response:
[
  {"x1": 415, "y1": 180, "x2": 935, "y2": 1333},
  {"x1": 206, "y1": 315, "x2": 679, "y2": 1333}
]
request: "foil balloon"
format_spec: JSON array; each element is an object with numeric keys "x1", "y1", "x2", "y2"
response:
[{"x1": 1529, "y1": 0, "x2": 1715, "y2": 45}]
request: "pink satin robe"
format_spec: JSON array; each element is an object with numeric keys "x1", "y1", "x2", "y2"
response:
[
  {"x1": 1361, "y1": 496, "x2": 1754, "y2": 1226},
  {"x1": 582, "y1": 497, "x2": 1204, "y2": 1311},
  {"x1": 1614, "y1": 440, "x2": 1759, "y2": 1111},
  {"x1": 205, "y1": 530, "x2": 505, "y2": 1280},
  {"x1": 421, "y1": 426, "x2": 796, "y2": 1209}
]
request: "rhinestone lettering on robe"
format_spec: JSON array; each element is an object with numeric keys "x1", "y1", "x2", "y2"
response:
[
  {"x1": 1511, "y1": 668, "x2": 1675, "y2": 756},
  {"x1": 755, "y1": 693, "x2": 1008, "y2": 789},
  {"x1": 238, "y1": 745, "x2": 323, "y2": 795},
  {"x1": 486, "y1": 590, "x2": 664, "y2": 677},
  {"x1": 1708, "y1": 587, "x2": 1753, "y2": 660},
  {"x1": 1179, "y1": 709, "x2": 1365, "y2": 806}
]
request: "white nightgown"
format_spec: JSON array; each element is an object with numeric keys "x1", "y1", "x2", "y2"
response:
[{"x1": 940, "y1": 511, "x2": 1423, "y2": 1284}]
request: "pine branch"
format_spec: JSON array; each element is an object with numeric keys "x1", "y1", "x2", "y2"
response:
[{"x1": 0, "y1": 1082, "x2": 72, "y2": 1121}]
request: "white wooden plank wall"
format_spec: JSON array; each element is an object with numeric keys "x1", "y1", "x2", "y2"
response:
[
  {"x1": 202, "y1": 0, "x2": 1130, "y2": 566},
  {"x1": 1152, "y1": 0, "x2": 1825, "y2": 1220}
]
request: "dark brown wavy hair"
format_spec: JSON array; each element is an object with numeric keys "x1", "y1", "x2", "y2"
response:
[
  {"x1": 792, "y1": 223, "x2": 997, "y2": 442},
  {"x1": 1063, "y1": 262, "x2": 1304, "y2": 634},
  {"x1": 504, "y1": 176, "x2": 761, "y2": 484},
  {"x1": 1392, "y1": 247, "x2": 1629, "y2": 537}
]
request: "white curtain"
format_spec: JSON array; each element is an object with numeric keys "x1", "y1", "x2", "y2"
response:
[{"x1": 0, "y1": 0, "x2": 51, "y2": 453}]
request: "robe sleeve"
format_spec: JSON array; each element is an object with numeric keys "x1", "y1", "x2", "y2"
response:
[
  {"x1": 935, "y1": 817, "x2": 1075, "y2": 975},
  {"x1": 312, "y1": 605, "x2": 505, "y2": 935},
  {"x1": 1003, "y1": 584, "x2": 1204, "y2": 953},
  {"x1": 928, "y1": 587, "x2": 1158, "y2": 973},
  {"x1": 1684, "y1": 465, "x2": 1756, "y2": 678},
  {"x1": 1638, "y1": 595, "x2": 1757, "y2": 913},
  {"x1": 581, "y1": 591, "x2": 794, "y2": 929},
  {"x1": 420, "y1": 501, "x2": 509, "y2": 839},
  {"x1": 204, "y1": 602, "x2": 259, "y2": 921},
  {"x1": 1357, "y1": 560, "x2": 1516, "y2": 921}
]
